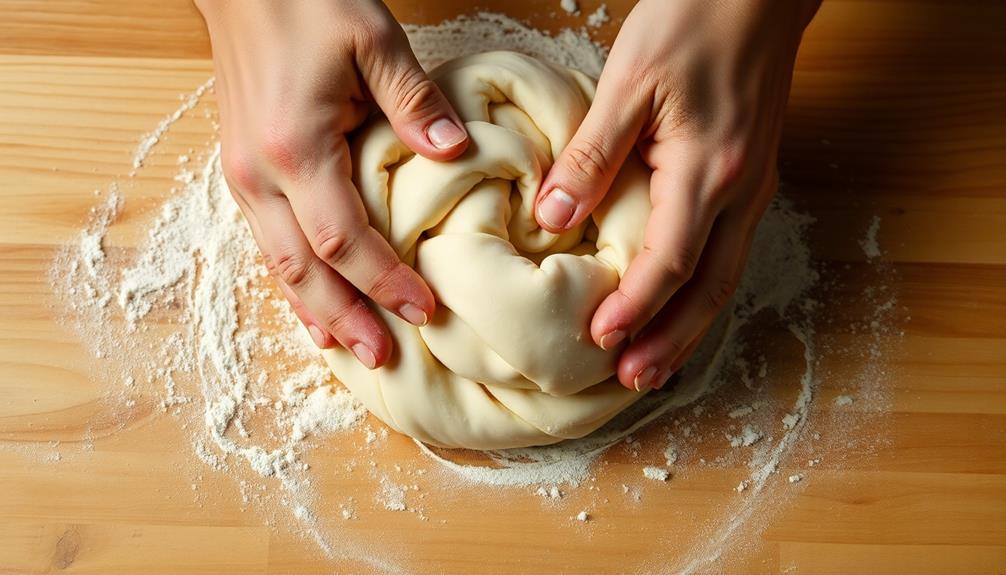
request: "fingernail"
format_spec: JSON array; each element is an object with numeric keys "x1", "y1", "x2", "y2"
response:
[
  {"x1": 537, "y1": 188, "x2": 576, "y2": 230},
  {"x1": 399, "y1": 303, "x2": 428, "y2": 326},
  {"x1": 633, "y1": 366, "x2": 658, "y2": 392},
  {"x1": 427, "y1": 118, "x2": 466, "y2": 149},
  {"x1": 307, "y1": 324, "x2": 326, "y2": 348},
  {"x1": 351, "y1": 343, "x2": 377, "y2": 369},
  {"x1": 599, "y1": 329, "x2": 626, "y2": 351}
]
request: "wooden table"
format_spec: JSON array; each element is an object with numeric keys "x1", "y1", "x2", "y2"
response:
[{"x1": 1, "y1": 1, "x2": 1004, "y2": 573}]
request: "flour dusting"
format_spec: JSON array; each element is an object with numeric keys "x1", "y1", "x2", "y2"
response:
[
  {"x1": 860, "y1": 215, "x2": 882, "y2": 259},
  {"x1": 132, "y1": 78, "x2": 214, "y2": 171}
]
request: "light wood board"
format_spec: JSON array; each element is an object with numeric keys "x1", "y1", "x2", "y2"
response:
[{"x1": 1, "y1": 1, "x2": 1004, "y2": 574}]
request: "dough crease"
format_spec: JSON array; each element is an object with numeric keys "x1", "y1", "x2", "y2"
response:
[{"x1": 320, "y1": 51, "x2": 653, "y2": 449}]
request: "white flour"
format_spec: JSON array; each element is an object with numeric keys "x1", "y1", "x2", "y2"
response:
[
  {"x1": 42, "y1": 11, "x2": 898, "y2": 575},
  {"x1": 132, "y1": 78, "x2": 214, "y2": 171},
  {"x1": 586, "y1": 5, "x2": 611, "y2": 28},
  {"x1": 643, "y1": 467, "x2": 670, "y2": 482},
  {"x1": 860, "y1": 215, "x2": 882, "y2": 259}
]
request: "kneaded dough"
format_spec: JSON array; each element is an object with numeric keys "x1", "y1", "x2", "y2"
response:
[{"x1": 320, "y1": 51, "x2": 653, "y2": 449}]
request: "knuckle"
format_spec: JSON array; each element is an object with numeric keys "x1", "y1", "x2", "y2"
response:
[
  {"x1": 565, "y1": 137, "x2": 612, "y2": 183},
  {"x1": 260, "y1": 126, "x2": 309, "y2": 178},
  {"x1": 221, "y1": 148, "x2": 260, "y2": 195},
  {"x1": 287, "y1": 297, "x2": 312, "y2": 321},
  {"x1": 668, "y1": 343, "x2": 693, "y2": 371},
  {"x1": 354, "y1": 17, "x2": 398, "y2": 54},
  {"x1": 313, "y1": 222, "x2": 357, "y2": 266},
  {"x1": 390, "y1": 69, "x2": 443, "y2": 119},
  {"x1": 707, "y1": 143, "x2": 750, "y2": 198},
  {"x1": 271, "y1": 250, "x2": 314, "y2": 288},
  {"x1": 366, "y1": 261, "x2": 406, "y2": 301},
  {"x1": 607, "y1": 289, "x2": 646, "y2": 329},
  {"x1": 322, "y1": 298, "x2": 365, "y2": 337},
  {"x1": 649, "y1": 246, "x2": 699, "y2": 285},
  {"x1": 703, "y1": 278, "x2": 737, "y2": 311},
  {"x1": 661, "y1": 337, "x2": 686, "y2": 358}
]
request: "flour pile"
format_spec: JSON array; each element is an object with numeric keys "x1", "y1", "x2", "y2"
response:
[{"x1": 45, "y1": 12, "x2": 895, "y2": 575}]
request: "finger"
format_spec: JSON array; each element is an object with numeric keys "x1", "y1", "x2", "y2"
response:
[
  {"x1": 665, "y1": 325, "x2": 711, "y2": 385},
  {"x1": 231, "y1": 190, "x2": 338, "y2": 349},
  {"x1": 534, "y1": 66, "x2": 647, "y2": 232},
  {"x1": 632, "y1": 325, "x2": 710, "y2": 393},
  {"x1": 591, "y1": 160, "x2": 716, "y2": 351},
  {"x1": 242, "y1": 191, "x2": 392, "y2": 370},
  {"x1": 615, "y1": 211, "x2": 755, "y2": 391},
  {"x1": 275, "y1": 279, "x2": 337, "y2": 349},
  {"x1": 283, "y1": 145, "x2": 436, "y2": 328},
  {"x1": 355, "y1": 16, "x2": 469, "y2": 160}
]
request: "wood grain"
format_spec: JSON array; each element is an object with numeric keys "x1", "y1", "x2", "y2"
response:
[{"x1": 1, "y1": 1, "x2": 1004, "y2": 574}]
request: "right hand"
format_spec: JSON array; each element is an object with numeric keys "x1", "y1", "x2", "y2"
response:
[{"x1": 195, "y1": 0, "x2": 470, "y2": 369}]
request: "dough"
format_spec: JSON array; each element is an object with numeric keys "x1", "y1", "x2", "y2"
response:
[{"x1": 320, "y1": 51, "x2": 653, "y2": 449}]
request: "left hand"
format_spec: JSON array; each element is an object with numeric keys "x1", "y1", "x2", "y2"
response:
[{"x1": 534, "y1": 0, "x2": 821, "y2": 391}]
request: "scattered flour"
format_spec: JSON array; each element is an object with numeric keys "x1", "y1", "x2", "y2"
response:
[
  {"x1": 560, "y1": 0, "x2": 579, "y2": 15},
  {"x1": 859, "y1": 215, "x2": 882, "y2": 259},
  {"x1": 586, "y1": 5, "x2": 610, "y2": 27},
  {"x1": 379, "y1": 478, "x2": 408, "y2": 512},
  {"x1": 535, "y1": 485, "x2": 564, "y2": 499},
  {"x1": 729, "y1": 425, "x2": 764, "y2": 448},
  {"x1": 405, "y1": 12, "x2": 607, "y2": 77},
  {"x1": 132, "y1": 78, "x2": 214, "y2": 170},
  {"x1": 643, "y1": 467, "x2": 670, "y2": 482},
  {"x1": 728, "y1": 405, "x2": 755, "y2": 419},
  {"x1": 292, "y1": 386, "x2": 366, "y2": 441},
  {"x1": 663, "y1": 444, "x2": 678, "y2": 466}
]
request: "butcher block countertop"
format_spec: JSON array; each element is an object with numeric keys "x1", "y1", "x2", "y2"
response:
[{"x1": 1, "y1": 1, "x2": 1004, "y2": 574}]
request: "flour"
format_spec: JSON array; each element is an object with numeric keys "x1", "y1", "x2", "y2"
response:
[
  {"x1": 643, "y1": 467, "x2": 670, "y2": 482},
  {"x1": 586, "y1": 5, "x2": 610, "y2": 28},
  {"x1": 535, "y1": 485, "x2": 564, "y2": 499},
  {"x1": 560, "y1": 0, "x2": 579, "y2": 15},
  {"x1": 78, "y1": 190, "x2": 120, "y2": 280},
  {"x1": 728, "y1": 425, "x2": 764, "y2": 448},
  {"x1": 42, "y1": 11, "x2": 900, "y2": 575},
  {"x1": 727, "y1": 405, "x2": 755, "y2": 419},
  {"x1": 379, "y1": 477, "x2": 408, "y2": 512},
  {"x1": 404, "y1": 12, "x2": 607, "y2": 78},
  {"x1": 291, "y1": 386, "x2": 366, "y2": 441},
  {"x1": 663, "y1": 445, "x2": 678, "y2": 466},
  {"x1": 860, "y1": 215, "x2": 882, "y2": 259},
  {"x1": 131, "y1": 78, "x2": 214, "y2": 171},
  {"x1": 781, "y1": 412, "x2": 800, "y2": 430}
]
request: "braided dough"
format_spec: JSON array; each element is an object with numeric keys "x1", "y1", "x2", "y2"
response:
[{"x1": 320, "y1": 51, "x2": 653, "y2": 449}]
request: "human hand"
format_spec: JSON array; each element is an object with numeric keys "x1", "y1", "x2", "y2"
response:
[
  {"x1": 534, "y1": 0, "x2": 821, "y2": 391},
  {"x1": 195, "y1": 0, "x2": 469, "y2": 369}
]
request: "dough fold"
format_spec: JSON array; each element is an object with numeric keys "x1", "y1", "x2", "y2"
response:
[{"x1": 320, "y1": 51, "x2": 653, "y2": 449}]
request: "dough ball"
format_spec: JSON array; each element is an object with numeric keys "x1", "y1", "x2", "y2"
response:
[{"x1": 320, "y1": 51, "x2": 652, "y2": 449}]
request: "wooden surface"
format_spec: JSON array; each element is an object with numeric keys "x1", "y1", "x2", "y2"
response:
[{"x1": 1, "y1": 1, "x2": 1005, "y2": 574}]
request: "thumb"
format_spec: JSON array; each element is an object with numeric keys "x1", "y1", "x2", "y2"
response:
[
  {"x1": 535, "y1": 73, "x2": 646, "y2": 233},
  {"x1": 357, "y1": 30, "x2": 468, "y2": 161}
]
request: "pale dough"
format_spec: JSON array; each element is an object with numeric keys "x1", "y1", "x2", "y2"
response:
[{"x1": 320, "y1": 51, "x2": 653, "y2": 449}]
